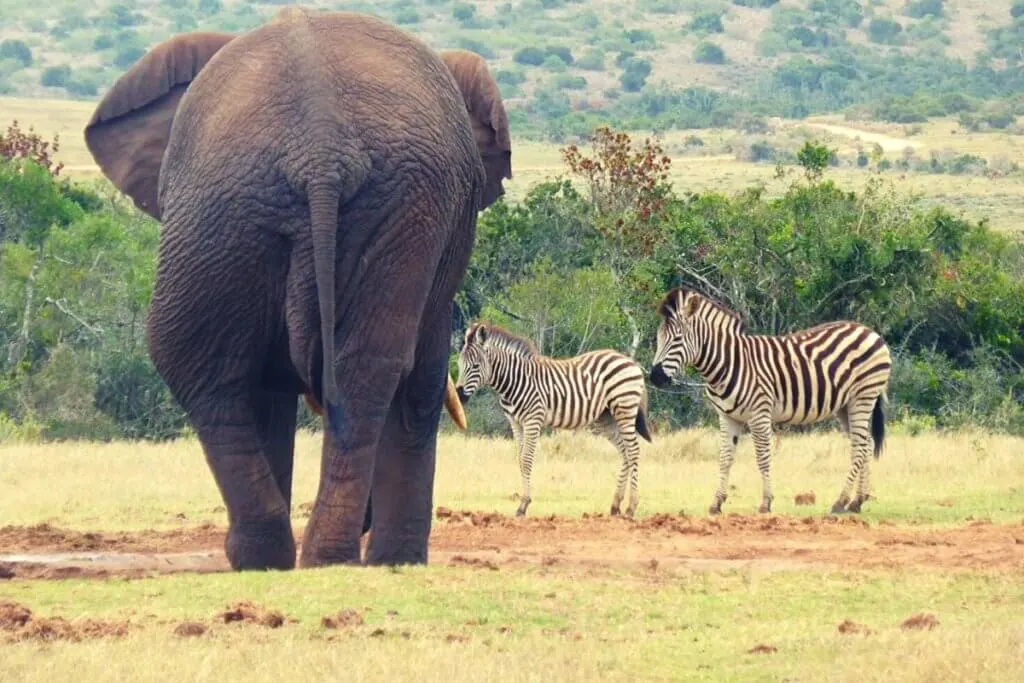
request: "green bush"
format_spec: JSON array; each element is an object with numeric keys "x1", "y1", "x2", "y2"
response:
[
  {"x1": 393, "y1": 8, "x2": 420, "y2": 24},
  {"x1": 732, "y1": 0, "x2": 779, "y2": 7},
  {"x1": 40, "y1": 65, "x2": 71, "y2": 88},
  {"x1": 514, "y1": 46, "x2": 546, "y2": 66},
  {"x1": 576, "y1": 49, "x2": 606, "y2": 71},
  {"x1": 694, "y1": 42, "x2": 726, "y2": 64},
  {"x1": 452, "y1": 2, "x2": 476, "y2": 21},
  {"x1": 868, "y1": 17, "x2": 903, "y2": 44},
  {"x1": 0, "y1": 40, "x2": 32, "y2": 68},
  {"x1": 688, "y1": 12, "x2": 724, "y2": 34},
  {"x1": 114, "y1": 46, "x2": 146, "y2": 69},
  {"x1": 1012, "y1": 1, "x2": 1024, "y2": 19},
  {"x1": 554, "y1": 74, "x2": 587, "y2": 90},
  {"x1": 904, "y1": 0, "x2": 944, "y2": 19},
  {"x1": 455, "y1": 37, "x2": 496, "y2": 59}
]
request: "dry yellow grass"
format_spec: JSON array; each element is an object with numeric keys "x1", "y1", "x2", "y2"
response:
[{"x1": 1, "y1": 428, "x2": 1021, "y2": 529}]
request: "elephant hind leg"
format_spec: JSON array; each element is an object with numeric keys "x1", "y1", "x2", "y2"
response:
[{"x1": 188, "y1": 391, "x2": 296, "y2": 570}]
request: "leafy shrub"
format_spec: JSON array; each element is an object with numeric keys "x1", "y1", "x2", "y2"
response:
[
  {"x1": 542, "y1": 54, "x2": 568, "y2": 72},
  {"x1": 545, "y1": 45, "x2": 575, "y2": 65},
  {"x1": 554, "y1": 74, "x2": 587, "y2": 90},
  {"x1": 393, "y1": 8, "x2": 420, "y2": 24},
  {"x1": 904, "y1": 0, "x2": 944, "y2": 19},
  {"x1": 0, "y1": 40, "x2": 32, "y2": 68},
  {"x1": 93, "y1": 34, "x2": 115, "y2": 50},
  {"x1": 868, "y1": 18, "x2": 903, "y2": 44},
  {"x1": 514, "y1": 46, "x2": 546, "y2": 66},
  {"x1": 1012, "y1": 1, "x2": 1024, "y2": 19},
  {"x1": 624, "y1": 29, "x2": 657, "y2": 49},
  {"x1": 40, "y1": 66, "x2": 71, "y2": 88},
  {"x1": 495, "y1": 68, "x2": 526, "y2": 86},
  {"x1": 114, "y1": 46, "x2": 146, "y2": 69},
  {"x1": 452, "y1": 2, "x2": 476, "y2": 21},
  {"x1": 456, "y1": 37, "x2": 496, "y2": 59},
  {"x1": 694, "y1": 42, "x2": 726, "y2": 64},
  {"x1": 689, "y1": 12, "x2": 724, "y2": 34},
  {"x1": 732, "y1": 0, "x2": 779, "y2": 7},
  {"x1": 576, "y1": 49, "x2": 606, "y2": 71},
  {"x1": 198, "y1": 0, "x2": 223, "y2": 15}
]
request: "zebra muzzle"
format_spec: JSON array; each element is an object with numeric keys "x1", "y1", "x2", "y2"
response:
[{"x1": 649, "y1": 363, "x2": 670, "y2": 387}]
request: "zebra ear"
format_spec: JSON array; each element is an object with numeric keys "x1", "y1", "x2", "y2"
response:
[
  {"x1": 683, "y1": 294, "x2": 700, "y2": 317},
  {"x1": 474, "y1": 325, "x2": 489, "y2": 344}
]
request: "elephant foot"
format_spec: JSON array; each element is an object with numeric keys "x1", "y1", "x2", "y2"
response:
[
  {"x1": 225, "y1": 517, "x2": 296, "y2": 571},
  {"x1": 829, "y1": 496, "x2": 851, "y2": 515},
  {"x1": 365, "y1": 537, "x2": 429, "y2": 566},
  {"x1": 758, "y1": 496, "x2": 773, "y2": 514}
]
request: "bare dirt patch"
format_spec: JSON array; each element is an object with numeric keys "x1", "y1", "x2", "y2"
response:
[
  {"x1": 173, "y1": 621, "x2": 208, "y2": 637},
  {"x1": 0, "y1": 601, "x2": 130, "y2": 642},
  {"x1": 837, "y1": 619, "x2": 872, "y2": 635},
  {"x1": 1, "y1": 512, "x2": 1022, "y2": 580},
  {"x1": 321, "y1": 609, "x2": 364, "y2": 629}
]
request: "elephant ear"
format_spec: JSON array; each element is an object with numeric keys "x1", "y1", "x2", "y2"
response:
[
  {"x1": 84, "y1": 32, "x2": 235, "y2": 219},
  {"x1": 439, "y1": 49, "x2": 512, "y2": 210}
]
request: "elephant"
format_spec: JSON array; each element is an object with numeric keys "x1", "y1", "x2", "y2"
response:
[{"x1": 83, "y1": 7, "x2": 511, "y2": 570}]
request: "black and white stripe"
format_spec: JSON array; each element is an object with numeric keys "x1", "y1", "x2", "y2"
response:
[
  {"x1": 650, "y1": 287, "x2": 891, "y2": 515},
  {"x1": 456, "y1": 323, "x2": 652, "y2": 517}
]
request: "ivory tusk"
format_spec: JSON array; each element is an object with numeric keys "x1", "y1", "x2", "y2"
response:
[
  {"x1": 306, "y1": 376, "x2": 468, "y2": 432},
  {"x1": 444, "y1": 373, "x2": 468, "y2": 431}
]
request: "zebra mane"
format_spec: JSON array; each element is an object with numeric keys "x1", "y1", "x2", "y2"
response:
[
  {"x1": 658, "y1": 287, "x2": 747, "y2": 333},
  {"x1": 474, "y1": 323, "x2": 539, "y2": 358}
]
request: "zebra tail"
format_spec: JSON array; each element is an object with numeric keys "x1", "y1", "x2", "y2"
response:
[
  {"x1": 871, "y1": 395, "x2": 886, "y2": 460},
  {"x1": 636, "y1": 389, "x2": 653, "y2": 443}
]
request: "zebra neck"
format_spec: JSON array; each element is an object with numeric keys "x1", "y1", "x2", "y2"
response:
[
  {"x1": 488, "y1": 351, "x2": 537, "y2": 399},
  {"x1": 693, "y1": 329, "x2": 744, "y2": 395}
]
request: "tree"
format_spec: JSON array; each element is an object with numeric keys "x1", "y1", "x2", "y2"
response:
[{"x1": 562, "y1": 128, "x2": 674, "y2": 357}]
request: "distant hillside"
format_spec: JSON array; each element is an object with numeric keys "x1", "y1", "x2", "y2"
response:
[{"x1": 1, "y1": 1, "x2": 1022, "y2": 137}]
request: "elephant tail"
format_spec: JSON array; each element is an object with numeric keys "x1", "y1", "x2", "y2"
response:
[{"x1": 309, "y1": 182, "x2": 341, "y2": 439}]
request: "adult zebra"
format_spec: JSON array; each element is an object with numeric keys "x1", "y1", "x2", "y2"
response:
[
  {"x1": 649, "y1": 287, "x2": 891, "y2": 516},
  {"x1": 456, "y1": 323, "x2": 652, "y2": 517}
]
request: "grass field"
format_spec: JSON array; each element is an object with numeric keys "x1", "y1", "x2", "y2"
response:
[
  {"x1": 3, "y1": 96, "x2": 1023, "y2": 234},
  {"x1": 1, "y1": 428, "x2": 1023, "y2": 681}
]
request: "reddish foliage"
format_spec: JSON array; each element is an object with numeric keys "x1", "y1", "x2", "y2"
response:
[
  {"x1": 562, "y1": 126, "x2": 672, "y2": 258},
  {"x1": 0, "y1": 120, "x2": 64, "y2": 176}
]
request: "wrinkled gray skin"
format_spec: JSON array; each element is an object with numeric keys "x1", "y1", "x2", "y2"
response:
[{"x1": 83, "y1": 8, "x2": 512, "y2": 570}]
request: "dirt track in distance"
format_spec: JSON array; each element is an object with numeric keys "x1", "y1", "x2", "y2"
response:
[{"x1": 1, "y1": 511, "x2": 1022, "y2": 580}]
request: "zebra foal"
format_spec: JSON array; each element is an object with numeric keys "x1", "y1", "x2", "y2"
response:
[
  {"x1": 649, "y1": 287, "x2": 891, "y2": 515},
  {"x1": 455, "y1": 323, "x2": 652, "y2": 517}
]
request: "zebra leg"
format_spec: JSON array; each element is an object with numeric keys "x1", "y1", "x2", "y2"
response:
[
  {"x1": 749, "y1": 415, "x2": 775, "y2": 514},
  {"x1": 847, "y1": 457, "x2": 873, "y2": 514},
  {"x1": 831, "y1": 398, "x2": 874, "y2": 514},
  {"x1": 516, "y1": 424, "x2": 541, "y2": 517},
  {"x1": 710, "y1": 414, "x2": 745, "y2": 515},
  {"x1": 609, "y1": 427, "x2": 629, "y2": 517}
]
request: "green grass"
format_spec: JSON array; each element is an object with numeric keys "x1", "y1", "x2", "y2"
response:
[{"x1": 2, "y1": 561, "x2": 1023, "y2": 681}]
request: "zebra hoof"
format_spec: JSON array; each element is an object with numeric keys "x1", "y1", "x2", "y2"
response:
[
  {"x1": 708, "y1": 505, "x2": 722, "y2": 516},
  {"x1": 829, "y1": 500, "x2": 849, "y2": 515},
  {"x1": 609, "y1": 505, "x2": 621, "y2": 517},
  {"x1": 758, "y1": 503, "x2": 772, "y2": 514},
  {"x1": 846, "y1": 498, "x2": 864, "y2": 514},
  {"x1": 624, "y1": 508, "x2": 636, "y2": 519}
]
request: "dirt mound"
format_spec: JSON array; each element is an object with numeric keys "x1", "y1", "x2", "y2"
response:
[
  {"x1": 321, "y1": 609, "x2": 364, "y2": 629},
  {"x1": 901, "y1": 612, "x2": 939, "y2": 631},
  {"x1": 837, "y1": 619, "x2": 872, "y2": 635},
  {"x1": 0, "y1": 600, "x2": 129, "y2": 642},
  {"x1": 794, "y1": 491, "x2": 817, "y2": 506},
  {"x1": 173, "y1": 621, "x2": 208, "y2": 637},
  {"x1": 218, "y1": 601, "x2": 287, "y2": 628}
]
